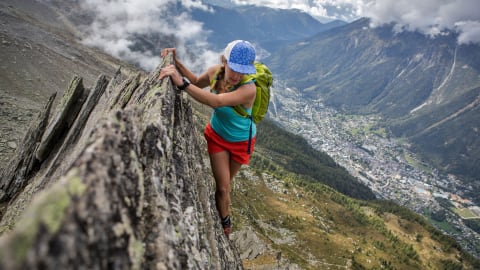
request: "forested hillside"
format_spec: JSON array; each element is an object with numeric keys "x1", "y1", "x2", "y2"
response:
[{"x1": 253, "y1": 120, "x2": 376, "y2": 200}]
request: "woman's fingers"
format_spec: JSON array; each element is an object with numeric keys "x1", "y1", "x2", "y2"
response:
[
  {"x1": 158, "y1": 65, "x2": 182, "y2": 86},
  {"x1": 161, "y1": 48, "x2": 176, "y2": 58},
  {"x1": 159, "y1": 65, "x2": 173, "y2": 79}
]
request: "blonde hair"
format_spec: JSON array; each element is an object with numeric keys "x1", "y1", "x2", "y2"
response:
[{"x1": 210, "y1": 55, "x2": 226, "y2": 93}]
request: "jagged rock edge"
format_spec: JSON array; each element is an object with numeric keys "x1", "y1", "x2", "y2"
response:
[{"x1": 0, "y1": 55, "x2": 243, "y2": 269}]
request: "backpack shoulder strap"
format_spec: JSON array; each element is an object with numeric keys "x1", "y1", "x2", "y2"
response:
[
  {"x1": 210, "y1": 67, "x2": 223, "y2": 90},
  {"x1": 232, "y1": 76, "x2": 255, "y2": 117}
]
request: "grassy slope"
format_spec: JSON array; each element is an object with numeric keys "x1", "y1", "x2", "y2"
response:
[
  {"x1": 191, "y1": 103, "x2": 479, "y2": 269},
  {"x1": 231, "y1": 169, "x2": 479, "y2": 269}
]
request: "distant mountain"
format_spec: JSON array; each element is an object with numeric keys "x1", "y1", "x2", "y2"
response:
[
  {"x1": 201, "y1": 0, "x2": 356, "y2": 23},
  {"x1": 267, "y1": 18, "x2": 480, "y2": 191},
  {"x1": 190, "y1": 4, "x2": 346, "y2": 53},
  {"x1": 201, "y1": 0, "x2": 237, "y2": 9}
]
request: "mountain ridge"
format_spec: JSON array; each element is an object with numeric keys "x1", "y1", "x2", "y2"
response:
[
  {"x1": 0, "y1": 54, "x2": 244, "y2": 269},
  {"x1": 267, "y1": 17, "x2": 480, "y2": 188},
  {"x1": 190, "y1": 3, "x2": 346, "y2": 53}
]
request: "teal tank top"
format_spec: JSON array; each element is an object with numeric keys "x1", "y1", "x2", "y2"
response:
[
  {"x1": 210, "y1": 106, "x2": 256, "y2": 142},
  {"x1": 209, "y1": 68, "x2": 256, "y2": 142}
]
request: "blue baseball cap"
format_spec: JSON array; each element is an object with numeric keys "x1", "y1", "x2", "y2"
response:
[{"x1": 224, "y1": 40, "x2": 256, "y2": 74}]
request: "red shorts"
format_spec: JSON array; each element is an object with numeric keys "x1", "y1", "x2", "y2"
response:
[{"x1": 204, "y1": 123, "x2": 256, "y2": 165}]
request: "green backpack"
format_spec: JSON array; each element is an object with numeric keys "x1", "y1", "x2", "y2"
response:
[
  {"x1": 209, "y1": 62, "x2": 273, "y2": 154},
  {"x1": 233, "y1": 62, "x2": 273, "y2": 124}
]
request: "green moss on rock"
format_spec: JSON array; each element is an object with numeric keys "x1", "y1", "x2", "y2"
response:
[{"x1": 0, "y1": 168, "x2": 86, "y2": 263}]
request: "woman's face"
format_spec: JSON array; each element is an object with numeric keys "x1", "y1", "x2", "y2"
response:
[{"x1": 225, "y1": 64, "x2": 244, "y2": 86}]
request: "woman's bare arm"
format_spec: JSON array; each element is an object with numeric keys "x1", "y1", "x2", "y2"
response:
[
  {"x1": 159, "y1": 64, "x2": 256, "y2": 108},
  {"x1": 186, "y1": 82, "x2": 256, "y2": 108}
]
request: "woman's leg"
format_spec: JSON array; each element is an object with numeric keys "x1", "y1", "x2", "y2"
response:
[{"x1": 209, "y1": 151, "x2": 242, "y2": 222}]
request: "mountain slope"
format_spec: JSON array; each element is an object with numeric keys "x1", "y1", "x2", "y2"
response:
[
  {"x1": 0, "y1": 0, "x2": 137, "y2": 169},
  {"x1": 232, "y1": 172, "x2": 479, "y2": 269},
  {"x1": 253, "y1": 120, "x2": 376, "y2": 200},
  {"x1": 190, "y1": 4, "x2": 342, "y2": 53},
  {"x1": 267, "y1": 18, "x2": 480, "y2": 187}
]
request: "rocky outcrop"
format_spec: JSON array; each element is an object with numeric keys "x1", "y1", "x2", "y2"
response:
[{"x1": 0, "y1": 54, "x2": 242, "y2": 269}]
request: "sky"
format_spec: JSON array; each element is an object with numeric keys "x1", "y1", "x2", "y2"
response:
[{"x1": 76, "y1": 0, "x2": 480, "y2": 71}]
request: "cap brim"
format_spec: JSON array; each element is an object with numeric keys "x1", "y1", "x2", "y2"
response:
[{"x1": 228, "y1": 61, "x2": 256, "y2": 74}]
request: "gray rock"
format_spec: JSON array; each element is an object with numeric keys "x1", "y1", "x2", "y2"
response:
[
  {"x1": 0, "y1": 54, "x2": 242, "y2": 269},
  {"x1": 233, "y1": 226, "x2": 267, "y2": 260},
  {"x1": 6, "y1": 141, "x2": 17, "y2": 149}
]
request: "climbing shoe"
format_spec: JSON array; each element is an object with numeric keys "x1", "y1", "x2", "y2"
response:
[{"x1": 221, "y1": 215, "x2": 231, "y2": 238}]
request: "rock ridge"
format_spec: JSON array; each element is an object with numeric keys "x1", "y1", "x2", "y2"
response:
[{"x1": 0, "y1": 54, "x2": 242, "y2": 269}]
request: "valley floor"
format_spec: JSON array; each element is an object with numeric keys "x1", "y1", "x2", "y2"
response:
[{"x1": 270, "y1": 84, "x2": 480, "y2": 259}]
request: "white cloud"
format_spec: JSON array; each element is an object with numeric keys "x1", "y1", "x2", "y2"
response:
[
  {"x1": 359, "y1": 0, "x2": 480, "y2": 44},
  {"x1": 80, "y1": 0, "x2": 217, "y2": 71},
  {"x1": 455, "y1": 21, "x2": 480, "y2": 44}
]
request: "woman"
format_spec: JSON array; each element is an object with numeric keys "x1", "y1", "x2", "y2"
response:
[{"x1": 159, "y1": 40, "x2": 257, "y2": 238}]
